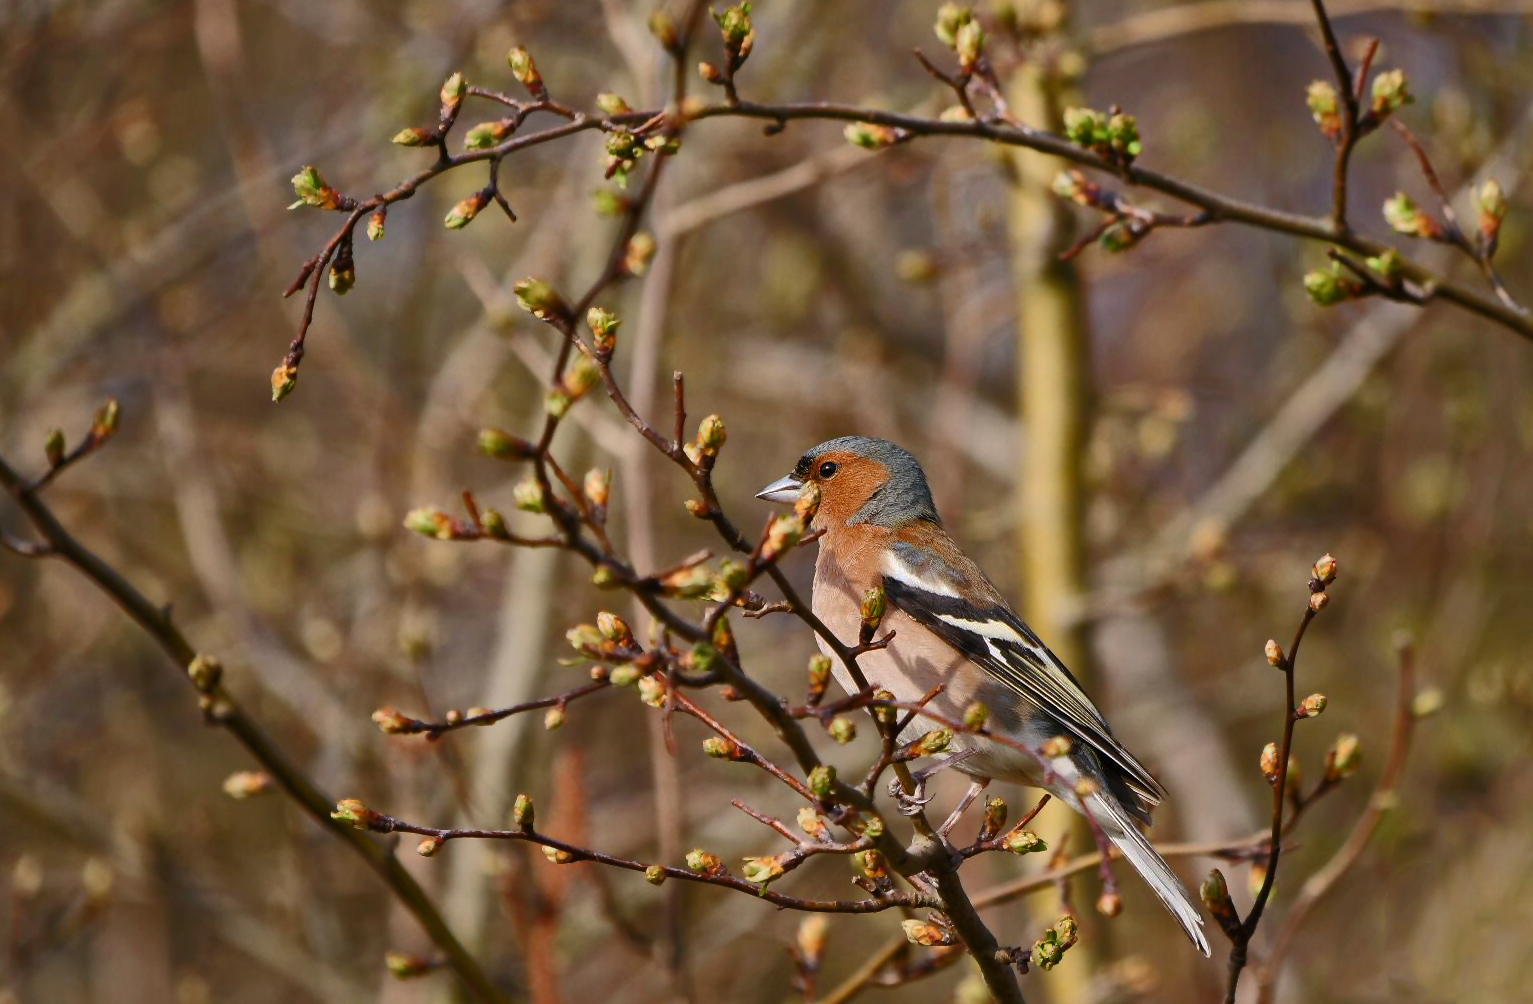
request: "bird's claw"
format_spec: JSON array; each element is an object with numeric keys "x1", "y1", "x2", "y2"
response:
[{"x1": 888, "y1": 776, "x2": 932, "y2": 816}]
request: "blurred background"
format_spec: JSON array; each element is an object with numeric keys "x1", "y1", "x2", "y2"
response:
[{"x1": 4, "y1": 1, "x2": 1533, "y2": 1002}]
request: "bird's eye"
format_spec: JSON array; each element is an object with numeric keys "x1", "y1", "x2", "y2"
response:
[{"x1": 818, "y1": 461, "x2": 839, "y2": 479}]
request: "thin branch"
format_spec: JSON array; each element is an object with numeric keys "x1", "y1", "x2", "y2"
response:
[{"x1": 0, "y1": 453, "x2": 507, "y2": 1004}]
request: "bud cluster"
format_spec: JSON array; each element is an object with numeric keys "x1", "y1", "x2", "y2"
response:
[
  {"x1": 1032, "y1": 916, "x2": 1079, "y2": 971},
  {"x1": 1062, "y1": 107, "x2": 1142, "y2": 164}
]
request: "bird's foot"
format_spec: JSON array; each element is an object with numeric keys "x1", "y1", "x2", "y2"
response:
[{"x1": 887, "y1": 775, "x2": 932, "y2": 816}]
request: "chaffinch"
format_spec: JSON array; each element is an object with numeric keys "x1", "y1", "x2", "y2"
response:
[{"x1": 758, "y1": 435, "x2": 1208, "y2": 956}]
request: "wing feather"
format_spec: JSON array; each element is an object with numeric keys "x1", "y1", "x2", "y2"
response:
[{"x1": 882, "y1": 546, "x2": 1165, "y2": 805}]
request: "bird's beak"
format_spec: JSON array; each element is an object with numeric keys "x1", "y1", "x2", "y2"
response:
[{"x1": 755, "y1": 474, "x2": 802, "y2": 504}]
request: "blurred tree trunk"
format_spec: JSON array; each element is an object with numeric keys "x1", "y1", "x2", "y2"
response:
[{"x1": 1005, "y1": 57, "x2": 1095, "y2": 1001}]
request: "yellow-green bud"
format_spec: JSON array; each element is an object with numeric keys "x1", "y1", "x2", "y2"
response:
[
  {"x1": 740, "y1": 855, "x2": 785, "y2": 886},
  {"x1": 1325, "y1": 733, "x2": 1361, "y2": 780},
  {"x1": 187, "y1": 653, "x2": 223, "y2": 692},
  {"x1": 392, "y1": 127, "x2": 435, "y2": 147},
  {"x1": 962, "y1": 701, "x2": 989, "y2": 730},
  {"x1": 902, "y1": 919, "x2": 952, "y2": 947},
  {"x1": 513, "y1": 277, "x2": 568, "y2": 322},
  {"x1": 416, "y1": 836, "x2": 443, "y2": 857},
  {"x1": 828, "y1": 716, "x2": 857, "y2": 744},
  {"x1": 697, "y1": 414, "x2": 727, "y2": 454},
  {"x1": 934, "y1": 3, "x2": 972, "y2": 47},
  {"x1": 1298, "y1": 693, "x2": 1328, "y2": 718},
  {"x1": 512, "y1": 793, "x2": 534, "y2": 829},
  {"x1": 464, "y1": 120, "x2": 512, "y2": 150},
  {"x1": 954, "y1": 19, "x2": 984, "y2": 69},
  {"x1": 44, "y1": 428, "x2": 65, "y2": 467},
  {"x1": 645, "y1": 864, "x2": 667, "y2": 885},
  {"x1": 596, "y1": 92, "x2": 631, "y2": 115},
  {"x1": 807, "y1": 764, "x2": 836, "y2": 798},
  {"x1": 367, "y1": 208, "x2": 386, "y2": 241},
  {"x1": 1003, "y1": 826, "x2": 1046, "y2": 855},
  {"x1": 222, "y1": 770, "x2": 272, "y2": 799},
  {"x1": 1312, "y1": 553, "x2": 1338, "y2": 585},
  {"x1": 685, "y1": 848, "x2": 723, "y2": 875},
  {"x1": 797, "y1": 806, "x2": 829, "y2": 840},
  {"x1": 844, "y1": 122, "x2": 898, "y2": 150},
  {"x1": 1260, "y1": 741, "x2": 1281, "y2": 784},
  {"x1": 444, "y1": 190, "x2": 490, "y2": 229},
  {"x1": 1370, "y1": 68, "x2": 1412, "y2": 116},
  {"x1": 512, "y1": 476, "x2": 546, "y2": 514},
  {"x1": 372, "y1": 707, "x2": 412, "y2": 734},
  {"x1": 403, "y1": 506, "x2": 454, "y2": 539},
  {"x1": 440, "y1": 72, "x2": 466, "y2": 113},
  {"x1": 860, "y1": 585, "x2": 886, "y2": 628},
  {"x1": 271, "y1": 363, "x2": 298, "y2": 402},
  {"x1": 543, "y1": 706, "x2": 565, "y2": 730},
  {"x1": 331, "y1": 799, "x2": 381, "y2": 830}
]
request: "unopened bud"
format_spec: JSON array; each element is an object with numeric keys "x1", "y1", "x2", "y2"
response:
[
  {"x1": 1297, "y1": 693, "x2": 1328, "y2": 718},
  {"x1": 741, "y1": 855, "x2": 786, "y2": 886},
  {"x1": 1097, "y1": 890, "x2": 1123, "y2": 917},
  {"x1": 586, "y1": 306, "x2": 620, "y2": 356},
  {"x1": 1478, "y1": 179, "x2": 1508, "y2": 243},
  {"x1": 1411, "y1": 688, "x2": 1444, "y2": 719},
  {"x1": 872, "y1": 688, "x2": 898, "y2": 724},
  {"x1": 793, "y1": 481, "x2": 821, "y2": 524},
  {"x1": 854, "y1": 849, "x2": 890, "y2": 882},
  {"x1": 1003, "y1": 827, "x2": 1046, "y2": 855},
  {"x1": 579, "y1": 469, "x2": 611, "y2": 513},
  {"x1": 1304, "y1": 264, "x2": 1356, "y2": 307},
  {"x1": 685, "y1": 848, "x2": 723, "y2": 875},
  {"x1": 1325, "y1": 733, "x2": 1361, "y2": 781},
  {"x1": 797, "y1": 914, "x2": 829, "y2": 965},
  {"x1": 367, "y1": 208, "x2": 386, "y2": 241},
  {"x1": 1312, "y1": 553, "x2": 1337, "y2": 585},
  {"x1": 828, "y1": 716, "x2": 857, "y2": 744},
  {"x1": 954, "y1": 19, "x2": 984, "y2": 70},
  {"x1": 1309, "y1": 591, "x2": 1330, "y2": 612},
  {"x1": 797, "y1": 806, "x2": 830, "y2": 840},
  {"x1": 444, "y1": 189, "x2": 491, "y2": 229},
  {"x1": 761, "y1": 513, "x2": 804, "y2": 560},
  {"x1": 1369, "y1": 68, "x2": 1412, "y2": 116},
  {"x1": 506, "y1": 46, "x2": 545, "y2": 98},
  {"x1": 567, "y1": 623, "x2": 603, "y2": 652},
  {"x1": 385, "y1": 951, "x2": 433, "y2": 979},
  {"x1": 187, "y1": 653, "x2": 223, "y2": 692},
  {"x1": 608, "y1": 664, "x2": 641, "y2": 687},
  {"x1": 543, "y1": 706, "x2": 565, "y2": 730},
  {"x1": 1306, "y1": 79, "x2": 1342, "y2": 138},
  {"x1": 902, "y1": 919, "x2": 953, "y2": 947},
  {"x1": 542, "y1": 845, "x2": 574, "y2": 864},
  {"x1": 659, "y1": 564, "x2": 714, "y2": 599},
  {"x1": 934, "y1": 3, "x2": 972, "y2": 47},
  {"x1": 479, "y1": 427, "x2": 532, "y2": 459},
  {"x1": 464, "y1": 120, "x2": 513, "y2": 150},
  {"x1": 512, "y1": 476, "x2": 546, "y2": 514},
  {"x1": 93, "y1": 398, "x2": 121, "y2": 440},
  {"x1": 331, "y1": 799, "x2": 382, "y2": 830},
  {"x1": 1383, "y1": 192, "x2": 1441, "y2": 239},
  {"x1": 415, "y1": 836, "x2": 443, "y2": 857},
  {"x1": 647, "y1": 10, "x2": 678, "y2": 49},
  {"x1": 597, "y1": 611, "x2": 631, "y2": 644},
  {"x1": 637, "y1": 674, "x2": 666, "y2": 708},
  {"x1": 596, "y1": 92, "x2": 631, "y2": 115},
  {"x1": 372, "y1": 707, "x2": 412, "y2": 734},
  {"x1": 271, "y1": 363, "x2": 299, "y2": 402},
  {"x1": 563, "y1": 353, "x2": 602, "y2": 400},
  {"x1": 1202, "y1": 868, "x2": 1241, "y2": 936},
  {"x1": 904, "y1": 728, "x2": 952, "y2": 759},
  {"x1": 697, "y1": 414, "x2": 727, "y2": 454},
  {"x1": 222, "y1": 771, "x2": 272, "y2": 799},
  {"x1": 1265, "y1": 639, "x2": 1285, "y2": 667},
  {"x1": 440, "y1": 71, "x2": 466, "y2": 114},
  {"x1": 392, "y1": 127, "x2": 435, "y2": 147},
  {"x1": 698, "y1": 61, "x2": 725, "y2": 84},
  {"x1": 513, "y1": 277, "x2": 568, "y2": 322},
  {"x1": 288, "y1": 165, "x2": 342, "y2": 210},
  {"x1": 645, "y1": 864, "x2": 667, "y2": 885},
  {"x1": 979, "y1": 796, "x2": 1007, "y2": 841},
  {"x1": 808, "y1": 764, "x2": 837, "y2": 798},
  {"x1": 624, "y1": 231, "x2": 657, "y2": 275},
  {"x1": 962, "y1": 701, "x2": 989, "y2": 730},
  {"x1": 44, "y1": 428, "x2": 65, "y2": 467},
  {"x1": 1041, "y1": 735, "x2": 1072, "y2": 757},
  {"x1": 844, "y1": 122, "x2": 899, "y2": 150},
  {"x1": 1260, "y1": 741, "x2": 1281, "y2": 785},
  {"x1": 512, "y1": 793, "x2": 535, "y2": 829},
  {"x1": 807, "y1": 654, "x2": 832, "y2": 702},
  {"x1": 860, "y1": 586, "x2": 886, "y2": 629},
  {"x1": 403, "y1": 506, "x2": 455, "y2": 539}
]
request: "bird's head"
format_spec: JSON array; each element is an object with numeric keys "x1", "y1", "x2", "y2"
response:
[{"x1": 756, "y1": 436, "x2": 940, "y2": 531}]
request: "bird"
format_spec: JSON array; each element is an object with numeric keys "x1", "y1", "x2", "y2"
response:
[{"x1": 756, "y1": 435, "x2": 1209, "y2": 956}]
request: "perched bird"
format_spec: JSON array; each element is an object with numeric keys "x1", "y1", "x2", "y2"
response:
[{"x1": 757, "y1": 435, "x2": 1209, "y2": 956}]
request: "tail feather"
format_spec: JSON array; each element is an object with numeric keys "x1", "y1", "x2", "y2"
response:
[{"x1": 1092, "y1": 793, "x2": 1211, "y2": 957}]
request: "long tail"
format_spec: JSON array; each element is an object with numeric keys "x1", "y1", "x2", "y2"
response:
[{"x1": 1091, "y1": 792, "x2": 1211, "y2": 957}]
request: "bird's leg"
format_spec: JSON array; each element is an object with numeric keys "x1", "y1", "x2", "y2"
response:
[
  {"x1": 886, "y1": 748, "x2": 977, "y2": 816},
  {"x1": 937, "y1": 778, "x2": 989, "y2": 838}
]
